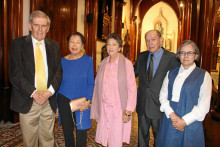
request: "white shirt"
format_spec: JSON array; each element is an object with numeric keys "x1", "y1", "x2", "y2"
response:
[
  {"x1": 31, "y1": 36, "x2": 55, "y2": 96},
  {"x1": 159, "y1": 63, "x2": 212, "y2": 125}
]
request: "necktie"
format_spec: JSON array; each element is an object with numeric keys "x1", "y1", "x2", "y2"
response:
[
  {"x1": 148, "y1": 54, "x2": 154, "y2": 82},
  {"x1": 35, "y1": 42, "x2": 47, "y2": 91}
]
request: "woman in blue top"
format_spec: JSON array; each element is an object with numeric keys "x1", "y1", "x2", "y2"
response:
[
  {"x1": 57, "y1": 32, "x2": 94, "y2": 147},
  {"x1": 156, "y1": 40, "x2": 212, "y2": 147}
]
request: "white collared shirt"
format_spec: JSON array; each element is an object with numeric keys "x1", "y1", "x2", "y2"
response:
[{"x1": 159, "y1": 63, "x2": 212, "y2": 125}]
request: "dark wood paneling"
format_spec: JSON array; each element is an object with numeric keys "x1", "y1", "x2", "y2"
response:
[
  {"x1": 0, "y1": 0, "x2": 23, "y2": 122},
  {"x1": 190, "y1": 0, "x2": 201, "y2": 44},
  {"x1": 84, "y1": 0, "x2": 98, "y2": 72},
  {"x1": 114, "y1": 1, "x2": 124, "y2": 36},
  {"x1": 129, "y1": 22, "x2": 137, "y2": 63},
  {"x1": 0, "y1": 0, "x2": 4, "y2": 89},
  {"x1": 30, "y1": 0, "x2": 77, "y2": 57},
  {"x1": 197, "y1": 0, "x2": 215, "y2": 72}
]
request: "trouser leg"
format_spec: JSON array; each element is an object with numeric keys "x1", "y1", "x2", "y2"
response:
[
  {"x1": 76, "y1": 129, "x2": 87, "y2": 147},
  {"x1": 57, "y1": 93, "x2": 75, "y2": 147},
  {"x1": 38, "y1": 101, "x2": 55, "y2": 147},
  {"x1": 138, "y1": 114, "x2": 151, "y2": 147},
  {"x1": 19, "y1": 102, "x2": 42, "y2": 147},
  {"x1": 151, "y1": 118, "x2": 161, "y2": 147}
]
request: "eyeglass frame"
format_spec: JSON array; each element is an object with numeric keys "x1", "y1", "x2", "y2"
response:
[{"x1": 178, "y1": 51, "x2": 196, "y2": 56}]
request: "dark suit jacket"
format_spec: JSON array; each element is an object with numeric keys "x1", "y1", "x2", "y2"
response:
[
  {"x1": 134, "y1": 48, "x2": 179, "y2": 119},
  {"x1": 9, "y1": 35, "x2": 62, "y2": 113}
]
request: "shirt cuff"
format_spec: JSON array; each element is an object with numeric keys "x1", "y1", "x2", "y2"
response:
[
  {"x1": 48, "y1": 85, "x2": 55, "y2": 95},
  {"x1": 125, "y1": 106, "x2": 135, "y2": 112},
  {"x1": 182, "y1": 113, "x2": 197, "y2": 126},
  {"x1": 30, "y1": 89, "x2": 37, "y2": 98},
  {"x1": 164, "y1": 107, "x2": 174, "y2": 118}
]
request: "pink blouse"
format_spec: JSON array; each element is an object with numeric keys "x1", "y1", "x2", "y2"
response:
[{"x1": 95, "y1": 56, "x2": 137, "y2": 146}]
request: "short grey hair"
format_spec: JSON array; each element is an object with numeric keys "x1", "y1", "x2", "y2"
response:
[
  {"x1": 106, "y1": 33, "x2": 123, "y2": 48},
  {"x1": 177, "y1": 40, "x2": 200, "y2": 61},
  {"x1": 29, "y1": 10, "x2": 51, "y2": 26}
]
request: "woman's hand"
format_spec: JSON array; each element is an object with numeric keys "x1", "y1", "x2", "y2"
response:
[
  {"x1": 79, "y1": 100, "x2": 91, "y2": 111},
  {"x1": 122, "y1": 110, "x2": 132, "y2": 123},
  {"x1": 173, "y1": 119, "x2": 186, "y2": 131},
  {"x1": 169, "y1": 112, "x2": 186, "y2": 131}
]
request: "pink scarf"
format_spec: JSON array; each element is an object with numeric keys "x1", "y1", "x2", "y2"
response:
[{"x1": 91, "y1": 53, "x2": 128, "y2": 121}]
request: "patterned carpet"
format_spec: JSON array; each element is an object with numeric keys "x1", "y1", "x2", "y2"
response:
[{"x1": 0, "y1": 112, "x2": 154, "y2": 147}]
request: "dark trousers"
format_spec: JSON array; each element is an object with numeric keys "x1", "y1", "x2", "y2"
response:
[
  {"x1": 138, "y1": 114, "x2": 161, "y2": 147},
  {"x1": 57, "y1": 93, "x2": 87, "y2": 147}
]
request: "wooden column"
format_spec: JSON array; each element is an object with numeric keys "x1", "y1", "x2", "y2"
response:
[
  {"x1": 0, "y1": 0, "x2": 23, "y2": 122},
  {"x1": 114, "y1": 1, "x2": 124, "y2": 36},
  {"x1": 136, "y1": 21, "x2": 142, "y2": 56},
  {"x1": 84, "y1": 0, "x2": 98, "y2": 72},
  {"x1": 190, "y1": 0, "x2": 201, "y2": 44},
  {"x1": 129, "y1": 18, "x2": 137, "y2": 63},
  {"x1": 197, "y1": 0, "x2": 215, "y2": 71}
]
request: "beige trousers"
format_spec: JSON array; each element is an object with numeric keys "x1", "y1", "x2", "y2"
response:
[{"x1": 19, "y1": 101, "x2": 55, "y2": 147}]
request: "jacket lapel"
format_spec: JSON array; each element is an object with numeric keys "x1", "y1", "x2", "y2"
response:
[
  {"x1": 24, "y1": 35, "x2": 35, "y2": 72},
  {"x1": 44, "y1": 38, "x2": 52, "y2": 84},
  {"x1": 140, "y1": 51, "x2": 149, "y2": 83}
]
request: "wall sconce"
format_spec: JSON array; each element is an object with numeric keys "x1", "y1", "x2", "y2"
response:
[{"x1": 180, "y1": 1, "x2": 184, "y2": 8}]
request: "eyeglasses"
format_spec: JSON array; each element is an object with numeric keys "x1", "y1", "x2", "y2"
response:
[{"x1": 178, "y1": 51, "x2": 196, "y2": 56}]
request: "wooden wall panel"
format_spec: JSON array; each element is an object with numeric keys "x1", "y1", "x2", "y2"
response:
[
  {"x1": 30, "y1": 0, "x2": 77, "y2": 57},
  {"x1": 114, "y1": 1, "x2": 124, "y2": 36},
  {"x1": 190, "y1": 0, "x2": 200, "y2": 44},
  {"x1": 0, "y1": 0, "x2": 23, "y2": 122},
  {"x1": 0, "y1": 0, "x2": 5, "y2": 90},
  {"x1": 84, "y1": 0, "x2": 98, "y2": 72},
  {"x1": 129, "y1": 22, "x2": 137, "y2": 63},
  {"x1": 197, "y1": 0, "x2": 215, "y2": 72}
]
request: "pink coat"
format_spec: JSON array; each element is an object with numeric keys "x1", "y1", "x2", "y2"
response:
[{"x1": 91, "y1": 54, "x2": 137, "y2": 146}]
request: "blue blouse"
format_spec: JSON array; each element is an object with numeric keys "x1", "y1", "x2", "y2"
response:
[{"x1": 57, "y1": 55, "x2": 95, "y2": 130}]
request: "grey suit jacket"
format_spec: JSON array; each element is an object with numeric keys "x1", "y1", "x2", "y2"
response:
[
  {"x1": 134, "y1": 48, "x2": 180, "y2": 119},
  {"x1": 9, "y1": 35, "x2": 62, "y2": 113}
]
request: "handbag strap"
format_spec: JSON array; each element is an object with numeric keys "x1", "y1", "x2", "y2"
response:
[{"x1": 71, "y1": 111, "x2": 83, "y2": 128}]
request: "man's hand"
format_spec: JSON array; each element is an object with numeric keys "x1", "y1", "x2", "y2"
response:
[
  {"x1": 33, "y1": 91, "x2": 52, "y2": 105},
  {"x1": 33, "y1": 91, "x2": 41, "y2": 102}
]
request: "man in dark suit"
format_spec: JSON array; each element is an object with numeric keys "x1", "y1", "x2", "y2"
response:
[
  {"x1": 9, "y1": 10, "x2": 62, "y2": 146},
  {"x1": 134, "y1": 30, "x2": 179, "y2": 147}
]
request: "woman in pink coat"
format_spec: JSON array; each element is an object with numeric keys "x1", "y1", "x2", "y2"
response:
[{"x1": 91, "y1": 33, "x2": 137, "y2": 147}]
